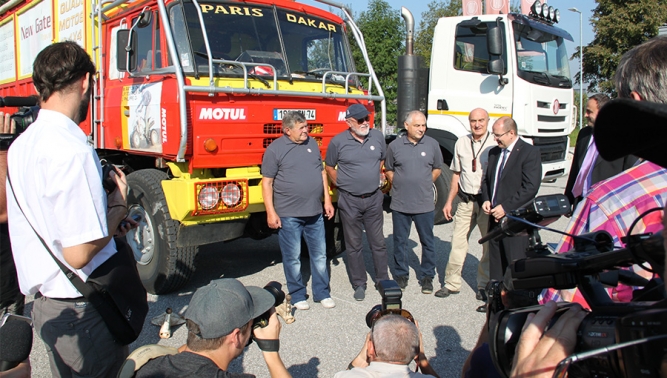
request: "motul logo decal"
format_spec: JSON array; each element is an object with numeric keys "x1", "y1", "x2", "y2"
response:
[{"x1": 198, "y1": 107, "x2": 247, "y2": 121}]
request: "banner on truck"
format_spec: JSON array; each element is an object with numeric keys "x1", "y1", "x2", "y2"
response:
[
  {"x1": 0, "y1": 19, "x2": 16, "y2": 84},
  {"x1": 17, "y1": 0, "x2": 53, "y2": 78},
  {"x1": 55, "y1": 0, "x2": 86, "y2": 46}
]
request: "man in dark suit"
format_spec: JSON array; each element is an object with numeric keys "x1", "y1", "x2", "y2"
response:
[
  {"x1": 481, "y1": 117, "x2": 542, "y2": 281},
  {"x1": 564, "y1": 94, "x2": 638, "y2": 212}
]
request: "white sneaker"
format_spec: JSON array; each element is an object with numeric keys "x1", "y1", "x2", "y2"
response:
[
  {"x1": 293, "y1": 301, "x2": 310, "y2": 310},
  {"x1": 320, "y1": 298, "x2": 336, "y2": 309}
]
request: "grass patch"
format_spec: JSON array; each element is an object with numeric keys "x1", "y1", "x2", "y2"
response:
[{"x1": 569, "y1": 126, "x2": 580, "y2": 147}]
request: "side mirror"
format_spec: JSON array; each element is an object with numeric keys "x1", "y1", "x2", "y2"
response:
[
  {"x1": 487, "y1": 58, "x2": 504, "y2": 75},
  {"x1": 116, "y1": 29, "x2": 137, "y2": 72},
  {"x1": 487, "y1": 24, "x2": 503, "y2": 56}
]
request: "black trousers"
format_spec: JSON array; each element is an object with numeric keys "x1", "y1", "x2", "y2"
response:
[
  {"x1": 487, "y1": 218, "x2": 530, "y2": 281},
  {"x1": 337, "y1": 190, "x2": 389, "y2": 289}
]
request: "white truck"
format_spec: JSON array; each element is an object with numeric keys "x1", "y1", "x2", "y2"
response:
[{"x1": 419, "y1": 4, "x2": 575, "y2": 223}]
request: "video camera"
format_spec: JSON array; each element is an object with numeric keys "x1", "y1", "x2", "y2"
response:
[
  {"x1": 365, "y1": 280, "x2": 415, "y2": 328},
  {"x1": 481, "y1": 195, "x2": 667, "y2": 377},
  {"x1": 0, "y1": 96, "x2": 40, "y2": 151}
]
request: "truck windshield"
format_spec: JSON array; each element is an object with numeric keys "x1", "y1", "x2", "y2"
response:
[
  {"x1": 170, "y1": 1, "x2": 356, "y2": 83},
  {"x1": 512, "y1": 22, "x2": 571, "y2": 88}
]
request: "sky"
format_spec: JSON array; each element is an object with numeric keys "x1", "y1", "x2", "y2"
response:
[{"x1": 301, "y1": 0, "x2": 597, "y2": 89}]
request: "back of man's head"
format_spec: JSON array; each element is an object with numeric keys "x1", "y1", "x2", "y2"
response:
[
  {"x1": 371, "y1": 315, "x2": 419, "y2": 365},
  {"x1": 614, "y1": 36, "x2": 667, "y2": 103},
  {"x1": 32, "y1": 41, "x2": 96, "y2": 103}
]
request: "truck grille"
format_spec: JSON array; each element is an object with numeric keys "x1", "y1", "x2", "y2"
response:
[{"x1": 530, "y1": 136, "x2": 567, "y2": 163}]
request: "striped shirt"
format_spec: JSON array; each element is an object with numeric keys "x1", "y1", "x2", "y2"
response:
[{"x1": 540, "y1": 161, "x2": 667, "y2": 306}]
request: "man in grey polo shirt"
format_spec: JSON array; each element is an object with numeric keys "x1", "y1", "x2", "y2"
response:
[
  {"x1": 262, "y1": 112, "x2": 335, "y2": 310},
  {"x1": 325, "y1": 104, "x2": 390, "y2": 301},
  {"x1": 385, "y1": 111, "x2": 442, "y2": 294}
]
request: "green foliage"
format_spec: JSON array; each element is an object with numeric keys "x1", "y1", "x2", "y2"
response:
[
  {"x1": 572, "y1": 90, "x2": 589, "y2": 131},
  {"x1": 350, "y1": 0, "x2": 405, "y2": 126},
  {"x1": 414, "y1": 0, "x2": 461, "y2": 66},
  {"x1": 579, "y1": 0, "x2": 667, "y2": 95}
]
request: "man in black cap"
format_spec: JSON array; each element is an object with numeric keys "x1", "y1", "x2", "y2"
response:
[
  {"x1": 135, "y1": 278, "x2": 291, "y2": 378},
  {"x1": 325, "y1": 104, "x2": 390, "y2": 301}
]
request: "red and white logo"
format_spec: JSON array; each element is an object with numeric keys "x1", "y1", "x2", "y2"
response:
[
  {"x1": 552, "y1": 99, "x2": 560, "y2": 115},
  {"x1": 197, "y1": 107, "x2": 248, "y2": 121}
]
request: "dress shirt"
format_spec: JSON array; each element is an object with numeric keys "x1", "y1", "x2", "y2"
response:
[{"x1": 7, "y1": 109, "x2": 116, "y2": 298}]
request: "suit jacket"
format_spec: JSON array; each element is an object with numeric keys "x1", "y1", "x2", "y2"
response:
[
  {"x1": 564, "y1": 126, "x2": 638, "y2": 207},
  {"x1": 481, "y1": 138, "x2": 542, "y2": 213}
]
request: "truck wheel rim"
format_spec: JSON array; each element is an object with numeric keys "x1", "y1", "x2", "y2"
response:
[{"x1": 125, "y1": 205, "x2": 155, "y2": 266}]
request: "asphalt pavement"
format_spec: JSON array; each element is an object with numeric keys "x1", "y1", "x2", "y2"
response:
[{"x1": 26, "y1": 175, "x2": 572, "y2": 378}]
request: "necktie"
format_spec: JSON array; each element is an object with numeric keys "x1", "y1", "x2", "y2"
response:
[
  {"x1": 572, "y1": 137, "x2": 599, "y2": 198},
  {"x1": 492, "y1": 149, "x2": 508, "y2": 206}
]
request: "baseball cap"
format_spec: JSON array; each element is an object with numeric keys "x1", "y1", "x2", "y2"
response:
[
  {"x1": 594, "y1": 99, "x2": 667, "y2": 169},
  {"x1": 346, "y1": 104, "x2": 369, "y2": 120},
  {"x1": 185, "y1": 278, "x2": 274, "y2": 339}
]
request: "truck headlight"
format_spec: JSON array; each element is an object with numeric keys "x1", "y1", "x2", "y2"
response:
[
  {"x1": 221, "y1": 183, "x2": 242, "y2": 207},
  {"x1": 198, "y1": 186, "x2": 219, "y2": 210}
]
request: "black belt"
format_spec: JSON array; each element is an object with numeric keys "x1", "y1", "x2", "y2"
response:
[
  {"x1": 340, "y1": 188, "x2": 378, "y2": 199},
  {"x1": 457, "y1": 190, "x2": 481, "y2": 203},
  {"x1": 35, "y1": 292, "x2": 87, "y2": 303}
]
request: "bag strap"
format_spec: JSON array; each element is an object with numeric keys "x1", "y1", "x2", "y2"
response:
[{"x1": 6, "y1": 171, "x2": 96, "y2": 299}]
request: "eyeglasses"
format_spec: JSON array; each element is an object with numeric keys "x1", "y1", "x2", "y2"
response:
[
  {"x1": 493, "y1": 130, "x2": 510, "y2": 139},
  {"x1": 354, "y1": 116, "x2": 369, "y2": 124}
]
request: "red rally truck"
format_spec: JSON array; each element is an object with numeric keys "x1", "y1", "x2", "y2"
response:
[{"x1": 0, "y1": 0, "x2": 386, "y2": 293}]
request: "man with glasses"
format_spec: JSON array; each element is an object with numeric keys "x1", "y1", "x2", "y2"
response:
[
  {"x1": 436, "y1": 108, "x2": 496, "y2": 304},
  {"x1": 481, "y1": 117, "x2": 541, "y2": 281},
  {"x1": 325, "y1": 104, "x2": 390, "y2": 301},
  {"x1": 385, "y1": 110, "x2": 442, "y2": 294}
]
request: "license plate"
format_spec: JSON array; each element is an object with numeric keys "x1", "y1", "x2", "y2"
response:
[{"x1": 273, "y1": 109, "x2": 316, "y2": 121}]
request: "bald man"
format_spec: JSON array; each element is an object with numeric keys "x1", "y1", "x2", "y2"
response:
[
  {"x1": 481, "y1": 117, "x2": 541, "y2": 281},
  {"x1": 436, "y1": 109, "x2": 496, "y2": 304}
]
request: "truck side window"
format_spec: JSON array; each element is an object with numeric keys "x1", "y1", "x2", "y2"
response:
[
  {"x1": 133, "y1": 11, "x2": 162, "y2": 72},
  {"x1": 453, "y1": 22, "x2": 506, "y2": 74}
]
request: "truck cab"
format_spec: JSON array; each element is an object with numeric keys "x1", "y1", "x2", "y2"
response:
[{"x1": 427, "y1": 11, "x2": 574, "y2": 181}]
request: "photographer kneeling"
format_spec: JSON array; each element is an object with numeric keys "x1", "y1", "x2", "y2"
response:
[
  {"x1": 336, "y1": 315, "x2": 439, "y2": 378},
  {"x1": 135, "y1": 278, "x2": 291, "y2": 378}
]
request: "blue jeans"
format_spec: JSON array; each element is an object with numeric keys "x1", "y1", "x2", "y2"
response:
[
  {"x1": 392, "y1": 210, "x2": 436, "y2": 279},
  {"x1": 278, "y1": 214, "x2": 331, "y2": 303}
]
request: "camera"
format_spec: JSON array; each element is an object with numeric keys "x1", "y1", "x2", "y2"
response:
[
  {"x1": 0, "y1": 96, "x2": 39, "y2": 151},
  {"x1": 365, "y1": 280, "x2": 414, "y2": 328},
  {"x1": 253, "y1": 281, "x2": 285, "y2": 329},
  {"x1": 101, "y1": 162, "x2": 118, "y2": 194},
  {"x1": 484, "y1": 197, "x2": 667, "y2": 377}
]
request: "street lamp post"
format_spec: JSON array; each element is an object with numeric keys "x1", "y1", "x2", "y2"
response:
[{"x1": 569, "y1": 7, "x2": 583, "y2": 129}]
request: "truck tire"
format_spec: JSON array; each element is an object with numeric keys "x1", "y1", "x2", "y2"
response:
[
  {"x1": 433, "y1": 164, "x2": 459, "y2": 225},
  {"x1": 325, "y1": 206, "x2": 345, "y2": 259},
  {"x1": 125, "y1": 169, "x2": 197, "y2": 294}
]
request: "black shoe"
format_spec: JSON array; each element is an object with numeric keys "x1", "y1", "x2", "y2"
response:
[
  {"x1": 354, "y1": 286, "x2": 365, "y2": 301},
  {"x1": 395, "y1": 276, "x2": 408, "y2": 291},
  {"x1": 476, "y1": 304, "x2": 487, "y2": 313},
  {"x1": 420, "y1": 277, "x2": 433, "y2": 294},
  {"x1": 476, "y1": 289, "x2": 487, "y2": 302},
  {"x1": 434, "y1": 287, "x2": 460, "y2": 298}
]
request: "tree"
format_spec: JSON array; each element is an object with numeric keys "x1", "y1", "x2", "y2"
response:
[
  {"x1": 579, "y1": 0, "x2": 667, "y2": 95},
  {"x1": 350, "y1": 0, "x2": 405, "y2": 126},
  {"x1": 414, "y1": 1, "x2": 461, "y2": 67}
]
